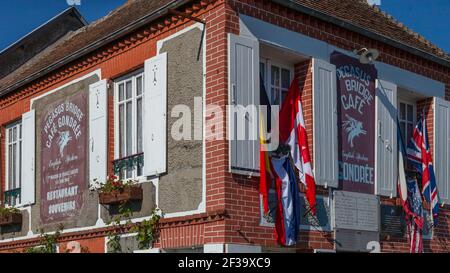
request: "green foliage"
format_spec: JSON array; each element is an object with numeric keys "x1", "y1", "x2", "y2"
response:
[
  {"x1": 92, "y1": 176, "x2": 161, "y2": 253},
  {"x1": 25, "y1": 224, "x2": 64, "y2": 253},
  {"x1": 0, "y1": 206, "x2": 20, "y2": 216},
  {"x1": 131, "y1": 208, "x2": 161, "y2": 250},
  {"x1": 106, "y1": 204, "x2": 133, "y2": 253},
  {"x1": 106, "y1": 204, "x2": 161, "y2": 253}
]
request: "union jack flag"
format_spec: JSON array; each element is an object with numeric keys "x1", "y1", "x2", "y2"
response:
[{"x1": 407, "y1": 114, "x2": 440, "y2": 225}]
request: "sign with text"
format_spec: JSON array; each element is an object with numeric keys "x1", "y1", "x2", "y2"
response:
[
  {"x1": 40, "y1": 92, "x2": 87, "y2": 223},
  {"x1": 331, "y1": 51, "x2": 378, "y2": 194},
  {"x1": 334, "y1": 190, "x2": 380, "y2": 232},
  {"x1": 380, "y1": 205, "x2": 406, "y2": 238}
]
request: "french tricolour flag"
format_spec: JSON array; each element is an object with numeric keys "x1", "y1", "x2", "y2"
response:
[{"x1": 272, "y1": 155, "x2": 301, "y2": 246}]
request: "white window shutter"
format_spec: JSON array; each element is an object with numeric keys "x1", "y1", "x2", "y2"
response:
[
  {"x1": 375, "y1": 79, "x2": 397, "y2": 197},
  {"x1": 21, "y1": 110, "x2": 35, "y2": 206},
  {"x1": 228, "y1": 33, "x2": 260, "y2": 174},
  {"x1": 89, "y1": 80, "x2": 108, "y2": 186},
  {"x1": 144, "y1": 52, "x2": 167, "y2": 176},
  {"x1": 312, "y1": 58, "x2": 338, "y2": 188},
  {"x1": 434, "y1": 97, "x2": 450, "y2": 203}
]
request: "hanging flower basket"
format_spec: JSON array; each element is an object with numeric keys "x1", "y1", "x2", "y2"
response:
[
  {"x1": 92, "y1": 175, "x2": 143, "y2": 205},
  {"x1": 0, "y1": 208, "x2": 22, "y2": 227},
  {"x1": 99, "y1": 186, "x2": 143, "y2": 205}
]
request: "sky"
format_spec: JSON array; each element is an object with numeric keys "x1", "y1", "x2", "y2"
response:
[
  {"x1": 0, "y1": 0, "x2": 449, "y2": 54},
  {"x1": 0, "y1": 0, "x2": 127, "y2": 51}
]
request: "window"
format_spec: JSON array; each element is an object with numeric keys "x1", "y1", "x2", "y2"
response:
[
  {"x1": 260, "y1": 59, "x2": 293, "y2": 106},
  {"x1": 398, "y1": 101, "x2": 416, "y2": 147},
  {"x1": 5, "y1": 121, "x2": 22, "y2": 206},
  {"x1": 398, "y1": 100, "x2": 417, "y2": 171},
  {"x1": 259, "y1": 58, "x2": 294, "y2": 225},
  {"x1": 114, "y1": 71, "x2": 144, "y2": 179}
]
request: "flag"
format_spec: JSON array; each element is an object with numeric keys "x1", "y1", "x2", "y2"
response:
[
  {"x1": 272, "y1": 155, "x2": 301, "y2": 246},
  {"x1": 408, "y1": 114, "x2": 440, "y2": 225},
  {"x1": 397, "y1": 120, "x2": 408, "y2": 208},
  {"x1": 259, "y1": 76, "x2": 273, "y2": 214},
  {"x1": 406, "y1": 177, "x2": 424, "y2": 253},
  {"x1": 399, "y1": 121, "x2": 423, "y2": 252},
  {"x1": 278, "y1": 80, "x2": 316, "y2": 214}
]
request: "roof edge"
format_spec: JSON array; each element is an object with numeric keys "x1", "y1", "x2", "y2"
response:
[
  {"x1": 272, "y1": 0, "x2": 450, "y2": 69},
  {"x1": 0, "y1": 0, "x2": 190, "y2": 97},
  {"x1": 0, "y1": 7, "x2": 87, "y2": 56}
]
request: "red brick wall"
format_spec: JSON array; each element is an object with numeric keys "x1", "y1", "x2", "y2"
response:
[
  {"x1": 0, "y1": 0, "x2": 226, "y2": 252},
  {"x1": 218, "y1": 0, "x2": 450, "y2": 252}
]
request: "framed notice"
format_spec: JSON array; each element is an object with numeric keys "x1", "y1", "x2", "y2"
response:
[
  {"x1": 380, "y1": 205, "x2": 406, "y2": 238},
  {"x1": 333, "y1": 190, "x2": 380, "y2": 232}
]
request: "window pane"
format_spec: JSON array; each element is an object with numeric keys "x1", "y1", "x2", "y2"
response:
[
  {"x1": 12, "y1": 126, "x2": 17, "y2": 142},
  {"x1": 126, "y1": 101, "x2": 133, "y2": 156},
  {"x1": 119, "y1": 83, "x2": 124, "y2": 101},
  {"x1": 271, "y1": 66, "x2": 280, "y2": 87},
  {"x1": 119, "y1": 104, "x2": 125, "y2": 157},
  {"x1": 271, "y1": 88, "x2": 280, "y2": 105},
  {"x1": 8, "y1": 145, "x2": 13, "y2": 190},
  {"x1": 136, "y1": 76, "x2": 143, "y2": 96},
  {"x1": 399, "y1": 103, "x2": 406, "y2": 120},
  {"x1": 12, "y1": 143, "x2": 16, "y2": 189},
  {"x1": 18, "y1": 140, "x2": 22, "y2": 189},
  {"x1": 281, "y1": 90, "x2": 288, "y2": 105},
  {"x1": 400, "y1": 122, "x2": 406, "y2": 145},
  {"x1": 137, "y1": 98, "x2": 143, "y2": 153},
  {"x1": 260, "y1": 62, "x2": 265, "y2": 82},
  {"x1": 407, "y1": 123, "x2": 414, "y2": 143},
  {"x1": 126, "y1": 81, "x2": 132, "y2": 99},
  {"x1": 281, "y1": 69, "x2": 290, "y2": 89},
  {"x1": 407, "y1": 104, "x2": 413, "y2": 122}
]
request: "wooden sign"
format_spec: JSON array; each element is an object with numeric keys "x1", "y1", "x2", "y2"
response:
[
  {"x1": 40, "y1": 92, "x2": 87, "y2": 223},
  {"x1": 331, "y1": 52, "x2": 378, "y2": 194}
]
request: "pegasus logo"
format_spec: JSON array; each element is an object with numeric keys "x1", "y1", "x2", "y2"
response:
[
  {"x1": 57, "y1": 131, "x2": 73, "y2": 158},
  {"x1": 343, "y1": 114, "x2": 367, "y2": 148}
]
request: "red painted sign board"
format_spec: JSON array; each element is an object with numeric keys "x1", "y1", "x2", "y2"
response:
[
  {"x1": 40, "y1": 92, "x2": 87, "y2": 223},
  {"x1": 331, "y1": 52, "x2": 378, "y2": 194}
]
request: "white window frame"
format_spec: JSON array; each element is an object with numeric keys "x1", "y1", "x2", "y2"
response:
[
  {"x1": 4, "y1": 120, "x2": 22, "y2": 207},
  {"x1": 397, "y1": 98, "x2": 417, "y2": 147},
  {"x1": 259, "y1": 57, "x2": 294, "y2": 107},
  {"x1": 113, "y1": 69, "x2": 146, "y2": 182}
]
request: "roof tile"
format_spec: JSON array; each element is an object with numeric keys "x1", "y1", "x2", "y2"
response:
[{"x1": 0, "y1": 0, "x2": 448, "y2": 94}]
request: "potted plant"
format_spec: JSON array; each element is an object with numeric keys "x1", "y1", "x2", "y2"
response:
[
  {"x1": 92, "y1": 175, "x2": 143, "y2": 205},
  {"x1": 0, "y1": 207, "x2": 22, "y2": 227}
]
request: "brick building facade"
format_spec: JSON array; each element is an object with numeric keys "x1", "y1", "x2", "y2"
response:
[{"x1": 0, "y1": 0, "x2": 449, "y2": 253}]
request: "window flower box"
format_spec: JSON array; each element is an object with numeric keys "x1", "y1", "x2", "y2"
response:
[
  {"x1": 0, "y1": 208, "x2": 22, "y2": 227},
  {"x1": 99, "y1": 186, "x2": 143, "y2": 205}
]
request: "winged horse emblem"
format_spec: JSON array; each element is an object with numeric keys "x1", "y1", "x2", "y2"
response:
[
  {"x1": 342, "y1": 114, "x2": 367, "y2": 148},
  {"x1": 57, "y1": 131, "x2": 72, "y2": 158}
]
